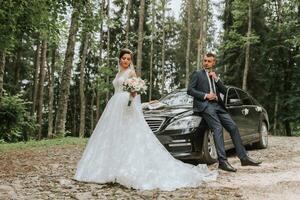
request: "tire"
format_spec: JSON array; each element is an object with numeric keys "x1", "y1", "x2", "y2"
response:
[
  {"x1": 254, "y1": 121, "x2": 268, "y2": 149},
  {"x1": 202, "y1": 130, "x2": 218, "y2": 164}
]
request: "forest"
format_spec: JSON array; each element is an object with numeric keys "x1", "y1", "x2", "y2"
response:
[{"x1": 0, "y1": 0, "x2": 299, "y2": 143}]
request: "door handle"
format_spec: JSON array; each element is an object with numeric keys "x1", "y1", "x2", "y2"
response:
[{"x1": 241, "y1": 108, "x2": 249, "y2": 116}]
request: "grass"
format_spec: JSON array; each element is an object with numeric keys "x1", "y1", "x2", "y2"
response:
[{"x1": 0, "y1": 137, "x2": 88, "y2": 153}]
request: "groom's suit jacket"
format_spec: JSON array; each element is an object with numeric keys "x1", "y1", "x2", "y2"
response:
[{"x1": 187, "y1": 69, "x2": 228, "y2": 112}]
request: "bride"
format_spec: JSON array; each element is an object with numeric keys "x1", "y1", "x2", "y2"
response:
[{"x1": 74, "y1": 48, "x2": 217, "y2": 191}]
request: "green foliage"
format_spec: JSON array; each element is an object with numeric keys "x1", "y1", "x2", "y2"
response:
[
  {"x1": 0, "y1": 0, "x2": 23, "y2": 51},
  {"x1": 96, "y1": 65, "x2": 116, "y2": 94},
  {"x1": 1, "y1": 0, "x2": 298, "y2": 138},
  {"x1": 0, "y1": 93, "x2": 37, "y2": 143},
  {"x1": 219, "y1": 0, "x2": 300, "y2": 135},
  {"x1": 293, "y1": 127, "x2": 300, "y2": 137},
  {"x1": 0, "y1": 0, "x2": 70, "y2": 52}
]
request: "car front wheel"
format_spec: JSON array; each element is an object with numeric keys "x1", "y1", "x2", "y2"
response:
[{"x1": 202, "y1": 130, "x2": 218, "y2": 164}]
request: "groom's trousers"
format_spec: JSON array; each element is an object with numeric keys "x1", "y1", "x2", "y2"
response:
[{"x1": 200, "y1": 101, "x2": 247, "y2": 163}]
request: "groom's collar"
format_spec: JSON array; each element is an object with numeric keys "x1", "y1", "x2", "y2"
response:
[{"x1": 201, "y1": 68, "x2": 208, "y2": 73}]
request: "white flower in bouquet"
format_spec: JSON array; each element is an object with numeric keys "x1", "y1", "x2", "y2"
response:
[{"x1": 123, "y1": 77, "x2": 147, "y2": 106}]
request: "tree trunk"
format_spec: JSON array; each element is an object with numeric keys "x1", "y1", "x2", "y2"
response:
[
  {"x1": 222, "y1": 0, "x2": 232, "y2": 79},
  {"x1": 90, "y1": 90, "x2": 95, "y2": 135},
  {"x1": 96, "y1": 0, "x2": 105, "y2": 122},
  {"x1": 197, "y1": 0, "x2": 205, "y2": 70},
  {"x1": 55, "y1": 5, "x2": 80, "y2": 135},
  {"x1": 161, "y1": 0, "x2": 166, "y2": 94},
  {"x1": 14, "y1": 47, "x2": 21, "y2": 92},
  {"x1": 79, "y1": 34, "x2": 89, "y2": 138},
  {"x1": 47, "y1": 46, "x2": 56, "y2": 138},
  {"x1": 72, "y1": 89, "x2": 77, "y2": 136},
  {"x1": 285, "y1": 121, "x2": 292, "y2": 136},
  {"x1": 36, "y1": 40, "x2": 47, "y2": 139},
  {"x1": 242, "y1": 0, "x2": 252, "y2": 91},
  {"x1": 0, "y1": 50, "x2": 5, "y2": 99},
  {"x1": 149, "y1": 0, "x2": 156, "y2": 101},
  {"x1": 136, "y1": 0, "x2": 145, "y2": 76},
  {"x1": 96, "y1": 90, "x2": 101, "y2": 124},
  {"x1": 125, "y1": 0, "x2": 132, "y2": 47},
  {"x1": 185, "y1": 0, "x2": 192, "y2": 87},
  {"x1": 202, "y1": 0, "x2": 208, "y2": 56},
  {"x1": 32, "y1": 41, "x2": 41, "y2": 114},
  {"x1": 273, "y1": 92, "x2": 279, "y2": 135},
  {"x1": 282, "y1": 41, "x2": 294, "y2": 137},
  {"x1": 106, "y1": 0, "x2": 111, "y2": 103}
]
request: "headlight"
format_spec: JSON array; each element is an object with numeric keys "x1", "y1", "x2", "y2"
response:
[{"x1": 165, "y1": 116, "x2": 201, "y2": 131}]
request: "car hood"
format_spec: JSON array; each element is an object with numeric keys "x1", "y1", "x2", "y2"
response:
[{"x1": 143, "y1": 106, "x2": 191, "y2": 117}]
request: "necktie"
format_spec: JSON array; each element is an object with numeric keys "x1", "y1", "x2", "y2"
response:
[
  {"x1": 209, "y1": 76, "x2": 215, "y2": 93},
  {"x1": 209, "y1": 75, "x2": 218, "y2": 101}
]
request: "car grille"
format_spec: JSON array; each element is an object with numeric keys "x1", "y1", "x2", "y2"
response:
[{"x1": 144, "y1": 117, "x2": 165, "y2": 133}]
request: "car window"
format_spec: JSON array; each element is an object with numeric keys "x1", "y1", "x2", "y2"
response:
[
  {"x1": 160, "y1": 92, "x2": 193, "y2": 106},
  {"x1": 236, "y1": 89, "x2": 253, "y2": 105},
  {"x1": 226, "y1": 88, "x2": 240, "y2": 105}
]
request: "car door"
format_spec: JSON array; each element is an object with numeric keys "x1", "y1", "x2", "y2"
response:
[
  {"x1": 224, "y1": 88, "x2": 251, "y2": 144},
  {"x1": 235, "y1": 89, "x2": 260, "y2": 137}
]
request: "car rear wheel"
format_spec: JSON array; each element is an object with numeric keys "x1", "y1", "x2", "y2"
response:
[
  {"x1": 202, "y1": 130, "x2": 218, "y2": 164},
  {"x1": 254, "y1": 121, "x2": 268, "y2": 149}
]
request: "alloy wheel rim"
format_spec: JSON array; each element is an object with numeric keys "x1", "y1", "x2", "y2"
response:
[
  {"x1": 208, "y1": 131, "x2": 218, "y2": 159},
  {"x1": 261, "y1": 123, "x2": 268, "y2": 146}
]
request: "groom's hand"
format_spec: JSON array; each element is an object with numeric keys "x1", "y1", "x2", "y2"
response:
[
  {"x1": 130, "y1": 92, "x2": 137, "y2": 97},
  {"x1": 209, "y1": 72, "x2": 218, "y2": 80},
  {"x1": 206, "y1": 92, "x2": 217, "y2": 101}
]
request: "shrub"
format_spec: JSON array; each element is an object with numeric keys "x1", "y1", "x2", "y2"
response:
[{"x1": 0, "y1": 94, "x2": 37, "y2": 142}]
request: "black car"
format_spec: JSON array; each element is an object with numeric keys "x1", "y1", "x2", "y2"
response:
[{"x1": 142, "y1": 87, "x2": 269, "y2": 164}]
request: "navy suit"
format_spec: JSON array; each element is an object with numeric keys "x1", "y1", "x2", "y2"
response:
[
  {"x1": 187, "y1": 70, "x2": 227, "y2": 112},
  {"x1": 187, "y1": 69, "x2": 247, "y2": 163}
]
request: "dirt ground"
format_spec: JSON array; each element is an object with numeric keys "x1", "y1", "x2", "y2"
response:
[{"x1": 1, "y1": 136, "x2": 300, "y2": 200}]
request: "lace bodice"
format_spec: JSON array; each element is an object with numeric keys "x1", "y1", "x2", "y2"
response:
[{"x1": 112, "y1": 69, "x2": 131, "y2": 93}]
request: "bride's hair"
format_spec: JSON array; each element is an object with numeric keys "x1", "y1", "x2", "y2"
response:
[
  {"x1": 119, "y1": 48, "x2": 134, "y2": 70},
  {"x1": 119, "y1": 48, "x2": 133, "y2": 60}
]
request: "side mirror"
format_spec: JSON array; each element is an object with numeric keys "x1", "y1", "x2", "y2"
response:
[{"x1": 228, "y1": 98, "x2": 242, "y2": 106}]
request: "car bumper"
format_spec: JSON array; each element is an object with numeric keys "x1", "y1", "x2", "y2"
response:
[{"x1": 156, "y1": 129, "x2": 201, "y2": 159}]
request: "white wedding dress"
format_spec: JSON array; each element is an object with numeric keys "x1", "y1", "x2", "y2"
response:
[{"x1": 74, "y1": 69, "x2": 217, "y2": 191}]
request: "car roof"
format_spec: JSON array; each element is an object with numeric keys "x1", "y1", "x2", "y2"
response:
[
  {"x1": 170, "y1": 87, "x2": 259, "y2": 102},
  {"x1": 174, "y1": 86, "x2": 245, "y2": 92}
]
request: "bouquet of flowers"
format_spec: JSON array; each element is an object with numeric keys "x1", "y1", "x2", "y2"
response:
[{"x1": 123, "y1": 77, "x2": 147, "y2": 106}]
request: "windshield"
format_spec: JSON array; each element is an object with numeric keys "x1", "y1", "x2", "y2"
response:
[{"x1": 160, "y1": 91, "x2": 193, "y2": 106}]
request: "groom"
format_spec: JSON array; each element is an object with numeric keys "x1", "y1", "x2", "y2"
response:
[{"x1": 187, "y1": 53, "x2": 261, "y2": 172}]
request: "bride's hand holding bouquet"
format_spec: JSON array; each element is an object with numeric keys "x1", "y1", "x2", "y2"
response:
[{"x1": 123, "y1": 77, "x2": 147, "y2": 106}]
